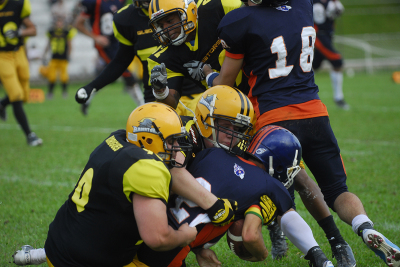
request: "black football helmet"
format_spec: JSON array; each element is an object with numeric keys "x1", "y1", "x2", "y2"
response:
[{"x1": 134, "y1": 0, "x2": 150, "y2": 9}]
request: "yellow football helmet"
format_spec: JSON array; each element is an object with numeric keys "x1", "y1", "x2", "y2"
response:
[
  {"x1": 194, "y1": 85, "x2": 255, "y2": 155},
  {"x1": 126, "y1": 103, "x2": 192, "y2": 168},
  {"x1": 148, "y1": 0, "x2": 197, "y2": 47}
]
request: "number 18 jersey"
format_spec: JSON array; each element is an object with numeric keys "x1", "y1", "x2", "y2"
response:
[{"x1": 217, "y1": 0, "x2": 329, "y2": 129}]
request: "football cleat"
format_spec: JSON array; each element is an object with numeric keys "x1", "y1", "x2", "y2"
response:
[
  {"x1": 12, "y1": 245, "x2": 47, "y2": 266},
  {"x1": 362, "y1": 229, "x2": 400, "y2": 267},
  {"x1": 334, "y1": 99, "x2": 350, "y2": 110},
  {"x1": 268, "y1": 220, "x2": 288, "y2": 260},
  {"x1": 305, "y1": 246, "x2": 335, "y2": 267},
  {"x1": 27, "y1": 132, "x2": 43, "y2": 147},
  {"x1": 331, "y1": 242, "x2": 356, "y2": 267}
]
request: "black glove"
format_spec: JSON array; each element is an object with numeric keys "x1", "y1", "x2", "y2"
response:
[
  {"x1": 5, "y1": 30, "x2": 19, "y2": 39},
  {"x1": 259, "y1": 195, "x2": 278, "y2": 225},
  {"x1": 75, "y1": 85, "x2": 96, "y2": 104},
  {"x1": 206, "y1": 198, "x2": 238, "y2": 226},
  {"x1": 150, "y1": 63, "x2": 168, "y2": 91},
  {"x1": 183, "y1": 60, "x2": 210, "y2": 81}
]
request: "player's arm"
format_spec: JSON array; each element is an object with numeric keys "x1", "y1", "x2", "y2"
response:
[
  {"x1": 74, "y1": 12, "x2": 109, "y2": 47},
  {"x1": 75, "y1": 43, "x2": 136, "y2": 103},
  {"x1": 203, "y1": 56, "x2": 243, "y2": 88},
  {"x1": 149, "y1": 61, "x2": 183, "y2": 109},
  {"x1": 133, "y1": 193, "x2": 197, "y2": 251},
  {"x1": 20, "y1": 17, "x2": 36, "y2": 37},
  {"x1": 240, "y1": 214, "x2": 268, "y2": 262},
  {"x1": 192, "y1": 248, "x2": 222, "y2": 267},
  {"x1": 170, "y1": 167, "x2": 237, "y2": 226}
]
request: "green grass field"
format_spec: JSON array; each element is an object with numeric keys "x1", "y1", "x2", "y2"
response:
[{"x1": 1, "y1": 70, "x2": 400, "y2": 266}]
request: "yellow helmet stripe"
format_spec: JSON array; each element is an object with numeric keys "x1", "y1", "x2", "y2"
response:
[{"x1": 232, "y1": 88, "x2": 250, "y2": 117}]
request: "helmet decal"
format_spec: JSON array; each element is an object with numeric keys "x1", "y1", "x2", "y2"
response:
[
  {"x1": 133, "y1": 118, "x2": 158, "y2": 134},
  {"x1": 199, "y1": 94, "x2": 216, "y2": 112}
]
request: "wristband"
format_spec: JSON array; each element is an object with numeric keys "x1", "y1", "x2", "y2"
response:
[
  {"x1": 152, "y1": 86, "x2": 169, "y2": 100},
  {"x1": 206, "y1": 72, "x2": 219, "y2": 88}
]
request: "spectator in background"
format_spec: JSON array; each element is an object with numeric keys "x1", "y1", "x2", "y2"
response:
[
  {"x1": 313, "y1": 0, "x2": 349, "y2": 110},
  {"x1": 50, "y1": 0, "x2": 72, "y2": 25},
  {"x1": 42, "y1": 17, "x2": 77, "y2": 99},
  {"x1": 74, "y1": 0, "x2": 144, "y2": 115},
  {"x1": 0, "y1": 0, "x2": 43, "y2": 146}
]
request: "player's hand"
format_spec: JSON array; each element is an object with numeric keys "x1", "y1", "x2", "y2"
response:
[
  {"x1": 94, "y1": 35, "x2": 110, "y2": 47},
  {"x1": 5, "y1": 30, "x2": 19, "y2": 39},
  {"x1": 206, "y1": 198, "x2": 237, "y2": 226},
  {"x1": 259, "y1": 195, "x2": 277, "y2": 225},
  {"x1": 177, "y1": 223, "x2": 197, "y2": 247},
  {"x1": 183, "y1": 60, "x2": 211, "y2": 81},
  {"x1": 75, "y1": 86, "x2": 96, "y2": 104},
  {"x1": 195, "y1": 248, "x2": 222, "y2": 267},
  {"x1": 326, "y1": 0, "x2": 344, "y2": 20},
  {"x1": 150, "y1": 63, "x2": 168, "y2": 91}
]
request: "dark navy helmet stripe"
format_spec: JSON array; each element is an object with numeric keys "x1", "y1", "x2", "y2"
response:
[{"x1": 233, "y1": 88, "x2": 245, "y2": 115}]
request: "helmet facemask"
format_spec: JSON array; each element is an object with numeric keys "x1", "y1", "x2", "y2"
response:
[
  {"x1": 149, "y1": 0, "x2": 197, "y2": 47},
  {"x1": 266, "y1": 149, "x2": 301, "y2": 189},
  {"x1": 197, "y1": 93, "x2": 253, "y2": 155}
]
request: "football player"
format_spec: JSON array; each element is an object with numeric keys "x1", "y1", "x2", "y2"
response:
[
  {"x1": 0, "y1": 0, "x2": 43, "y2": 146},
  {"x1": 196, "y1": 1, "x2": 400, "y2": 267},
  {"x1": 136, "y1": 87, "x2": 334, "y2": 267},
  {"x1": 147, "y1": 0, "x2": 250, "y2": 110},
  {"x1": 42, "y1": 17, "x2": 77, "y2": 99},
  {"x1": 74, "y1": 0, "x2": 204, "y2": 116},
  {"x1": 73, "y1": 0, "x2": 144, "y2": 114},
  {"x1": 313, "y1": 0, "x2": 349, "y2": 110}
]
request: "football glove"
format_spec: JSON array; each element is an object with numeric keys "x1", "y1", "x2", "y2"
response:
[
  {"x1": 75, "y1": 85, "x2": 96, "y2": 104},
  {"x1": 5, "y1": 30, "x2": 19, "y2": 39},
  {"x1": 183, "y1": 60, "x2": 211, "y2": 81},
  {"x1": 150, "y1": 63, "x2": 168, "y2": 91},
  {"x1": 326, "y1": 0, "x2": 344, "y2": 20},
  {"x1": 206, "y1": 198, "x2": 238, "y2": 226},
  {"x1": 259, "y1": 195, "x2": 278, "y2": 225}
]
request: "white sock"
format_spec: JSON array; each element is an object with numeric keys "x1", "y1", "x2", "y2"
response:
[
  {"x1": 28, "y1": 248, "x2": 47, "y2": 265},
  {"x1": 280, "y1": 211, "x2": 319, "y2": 254},
  {"x1": 351, "y1": 214, "x2": 374, "y2": 235},
  {"x1": 330, "y1": 70, "x2": 344, "y2": 101}
]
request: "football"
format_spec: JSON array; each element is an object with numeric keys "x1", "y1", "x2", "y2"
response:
[{"x1": 226, "y1": 219, "x2": 252, "y2": 258}]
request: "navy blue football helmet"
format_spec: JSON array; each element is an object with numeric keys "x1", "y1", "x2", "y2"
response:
[
  {"x1": 246, "y1": 125, "x2": 302, "y2": 188},
  {"x1": 241, "y1": 0, "x2": 289, "y2": 7}
]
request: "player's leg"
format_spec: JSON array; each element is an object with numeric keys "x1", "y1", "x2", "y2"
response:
[
  {"x1": 60, "y1": 60, "x2": 69, "y2": 98},
  {"x1": 314, "y1": 35, "x2": 349, "y2": 110},
  {"x1": 46, "y1": 59, "x2": 57, "y2": 99},
  {"x1": 175, "y1": 93, "x2": 202, "y2": 116},
  {"x1": 15, "y1": 47, "x2": 43, "y2": 146},
  {"x1": 273, "y1": 118, "x2": 356, "y2": 266}
]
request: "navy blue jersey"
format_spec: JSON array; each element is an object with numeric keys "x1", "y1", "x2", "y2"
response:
[
  {"x1": 167, "y1": 148, "x2": 294, "y2": 230},
  {"x1": 313, "y1": 0, "x2": 337, "y2": 35},
  {"x1": 81, "y1": 0, "x2": 124, "y2": 40},
  {"x1": 217, "y1": 1, "x2": 329, "y2": 129}
]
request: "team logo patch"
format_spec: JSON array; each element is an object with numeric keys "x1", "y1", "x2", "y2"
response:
[
  {"x1": 276, "y1": 5, "x2": 292, "y2": 11},
  {"x1": 234, "y1": 163, "x2": 245, "y2": 179},
  {"x1": 199, "y1": 94, "x2": 216, "y2": 112},
  {"x1": 256, "y1": 148, "x2": 267, "y2": 155},
  {"x1": 133, "y1": 118, "x2": 158, "y2": 134},
  {"x1": 220, "y1": 38, "x2": 230, "y2": 49}
]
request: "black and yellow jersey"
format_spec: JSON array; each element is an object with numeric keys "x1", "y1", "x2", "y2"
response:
[
  {"x1": 113, "y1": 4, "x2": 205, "y2": 101},
  {"x1": 0, "y1": 0, "x2": 31, "y2": 51},
  {"x1": 113, "y1": 5, "x2": 159, "y2": 99},
  {"x1": 146, "y1": 0, "x2": 242, "y2": 96},
  {"x1": 47, "y1": 26, "x2": 77, "y2": 60},
  {"x1": 44, "y1": 129, "x2": 172, "y2": 267}
]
